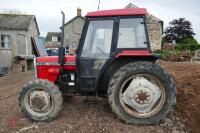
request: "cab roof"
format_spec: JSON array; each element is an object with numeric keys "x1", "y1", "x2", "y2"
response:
[{"x1": 86, "y1": 8, "x2": 147, "y2": 17}]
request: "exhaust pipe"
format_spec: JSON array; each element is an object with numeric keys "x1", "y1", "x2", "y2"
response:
[
  {"x1": 61, "y1": 11, "x2": 65, "y2": 48},
  {"x1": 58, "y1": 11, "x2": 65, "y2": 67}
]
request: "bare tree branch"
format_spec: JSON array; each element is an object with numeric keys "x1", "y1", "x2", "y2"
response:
[{"x1": 0, "y1": 8, "x2": 26, "y2": 14}]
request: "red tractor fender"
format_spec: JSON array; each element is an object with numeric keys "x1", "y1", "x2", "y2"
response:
[{"x1": 115, "y1": 50, "x2": 152, "y2": 58}]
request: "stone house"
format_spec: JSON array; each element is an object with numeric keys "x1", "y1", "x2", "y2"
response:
[
  {"x1": 45, "y1": 8, "x2": 84, "y2": 51},
  {"x1": 0, "y1": 14, "x2": 40, "y2": 73},
  {"x1": 45, "y1": 32, "x2": 61, "y2": 48},
  {"x1": 64, "y1": 8, "x2": 85, "y2": 48},
  {"x1": 126, "y1": 3, "x2": 163, "y2": 51}
]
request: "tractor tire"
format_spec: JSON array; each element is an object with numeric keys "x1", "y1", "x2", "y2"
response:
[
  {"x1": 108, "y1": 62, "x2": 176, "y2": 125},
  {"x1": 19, "y1": 79, "x2": 63, "y2": 122}
]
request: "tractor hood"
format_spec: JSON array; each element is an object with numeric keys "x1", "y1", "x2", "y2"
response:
[
  {"x1": 35, "y1": 55, "x2": 76, "y2": 82},
  {"x1": 36, "y1": 55, "x2": 76, "y2": 71}
]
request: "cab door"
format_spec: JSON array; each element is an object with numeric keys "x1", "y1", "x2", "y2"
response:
[{"x1": 76, "y1": 18, "x2": 115, "y2": 92}]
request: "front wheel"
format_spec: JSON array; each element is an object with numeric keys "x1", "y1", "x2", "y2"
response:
[
  {"x1": 108, "y1": 62, "x2": 176, "y2": 125},
  {"x1": 19, "y1": 79, "x2": 63, "y2": 122}
]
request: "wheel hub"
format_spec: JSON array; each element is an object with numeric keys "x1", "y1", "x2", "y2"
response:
[
  {"x1": 29, "y1": 91, "x2": 50, "y2": 112},
  {"x1": 122, "y1": 76, "x2": 162, "y2": 114},
  {"x1": 134, "y1": 90, "x2": 151, "y2": 105}
]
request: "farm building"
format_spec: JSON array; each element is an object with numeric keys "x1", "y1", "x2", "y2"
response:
[
  {"x1": 64, "y1": 8, "x2": 85, "y2": 48},
  {"x1": 45, "y1": 32, "x2": 61, "y2": 48},
  {"x1": 45, "y1": 32, "x2": 61, "y2": 56},
  {"x1": 0, "y1": 14, "x2": 40, "y2": 73},
  {"x1": 45, "y1": 8, "x2": 85, "y2": 52}
]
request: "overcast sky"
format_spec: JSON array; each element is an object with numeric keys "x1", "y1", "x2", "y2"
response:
[{"x1": 0, "y1": 0, "x2": 199, "y2": 42}]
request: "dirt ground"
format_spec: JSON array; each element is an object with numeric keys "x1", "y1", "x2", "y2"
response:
[
  {"x1": 0, "y1": 61, "x2": 199, "y2": 133},
  {"x1": 158, "y1": 61, "x2": 200, "y2": 133}
]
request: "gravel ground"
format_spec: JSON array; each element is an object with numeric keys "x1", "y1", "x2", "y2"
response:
[{"x1": 1, "y1": 61, "x2": 199, "y2": 133}]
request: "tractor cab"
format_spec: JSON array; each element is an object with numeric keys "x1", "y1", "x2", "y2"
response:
[{"x1": 76, "y1": 8, "x2": 151, "y2": 92}]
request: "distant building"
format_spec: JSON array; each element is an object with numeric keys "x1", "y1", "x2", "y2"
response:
[
  {"x1": 195, "y1": 49, "x2": 200, "y2": 58},
  {"x1": 126, "y1": 3, "x2": 163, "y2": 51},
  {"x1": 64, "y1": 8, "x2": 85, "y2": 48},
  {"x1": 44, "y1": 8, "x2": 85, "y2": 51},
  {"x1": 0, "y1": 14, "x2": 40, "y2": 73},
  {"x1": 45, "y1": 32, "x2": 61, "y2": 48}
]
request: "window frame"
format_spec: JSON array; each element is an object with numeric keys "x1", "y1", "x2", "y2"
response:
[
  {"x1": 52, "y1": 36, "x2": 58, "y2": 42},
  {"x1": 81, "y1": 19, "x2": 114, "y2": 58},
  {"x1": 78, "y1": 17, "x2": 116, "y2": 59},
  {"x1": 114, "y1": 16, "x2": 151, "y2": 52},
  {"x1": 0, "y1": 34, "x2": 11, "y2": 49},
  {"x1": 77, "y1": 16, "x2": 151, "y2": 59}
]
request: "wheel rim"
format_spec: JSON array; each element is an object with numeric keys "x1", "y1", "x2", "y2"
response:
[
  {"x1": 119, "y1": 74, "x2": 166, "y2": 118},
  {"x1": 24, "y1": 87, "x2": 53, "y2": 117}
]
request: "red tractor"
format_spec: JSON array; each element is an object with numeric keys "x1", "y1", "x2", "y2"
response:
[{"x1": 19, "y1": 8, "x2": 176, "y2": 125}]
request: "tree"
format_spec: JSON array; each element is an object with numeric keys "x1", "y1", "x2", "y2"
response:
[
  {"x1": 175, "y1": 37, "x2": 200, "y2": 51},
  {"x1": 179, "y1": 37, "x2": 198, "y2": 45},
  {"x1": 0, "y1": 8, "x2": 24, "y2": 14},
  {"x1": 164, "y1": 18, "x2": 195, "y2": 43}
]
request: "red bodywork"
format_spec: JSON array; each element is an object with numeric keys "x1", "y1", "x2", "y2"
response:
[
  {"x1": 116, "y1": 50, "x2": 152, "y2": 58},
  {"x1": 86, "y1": 8, "x2": 147, "y2": 17},
  {"x1": 36, "y1": 55, "x2": 76, "y2": 82}
]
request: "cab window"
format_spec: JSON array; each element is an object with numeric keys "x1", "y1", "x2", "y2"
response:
[
  {"x1": 117, "y1": 18, "x2": 147, "y2": 49},
  {"x1": 81, "y1": 20, "x2": 114, "y2": 58}
]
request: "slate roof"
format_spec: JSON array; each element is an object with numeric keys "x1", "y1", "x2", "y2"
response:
[
  {"x1": 46, "y1": 32, "x2": 61, "y2": 42},
  {"x1": 0, "y1": 14, "x2": 39, "y2": 34}
]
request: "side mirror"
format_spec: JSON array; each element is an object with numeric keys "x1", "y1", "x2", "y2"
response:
[{"x1": 58, "y1": 47, "x2": 65, "y2": 65}]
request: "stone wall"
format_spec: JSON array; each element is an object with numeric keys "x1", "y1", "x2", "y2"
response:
[
  {"x1": 0, "y1": 30, "x2": 26, "y2": 68},
  {"x1": 64, "y1": 17, "x2": 85, "y2": 48},
  {"x1": 146, "y1": 15, "x2": 162, "y2": 51},
  {"x1": 27, "y1": 17, "x2": 39, "y2": 55},
  {"x1": 12, "y1": 59, "x2": 27, "y2": 74}
]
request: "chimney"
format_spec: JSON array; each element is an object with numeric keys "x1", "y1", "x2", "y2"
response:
[{"x1": 77, "y1": 8, "x2": 82, "y2": 16}]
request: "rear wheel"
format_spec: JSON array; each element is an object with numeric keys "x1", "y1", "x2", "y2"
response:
[
  {"x1": 108, "y1": 62, "x2": 176, "y2": 125},
  {"x1": 19, "y1": 79, "x2": 63, "y2": 122}
]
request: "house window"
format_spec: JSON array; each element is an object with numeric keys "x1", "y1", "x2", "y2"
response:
[
  {"x1": 52, "y1": 36, "x2": 58, "y2": 42},
  {"x1": 1, "y1": 35, "x2": 11, "y2": 49}
]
